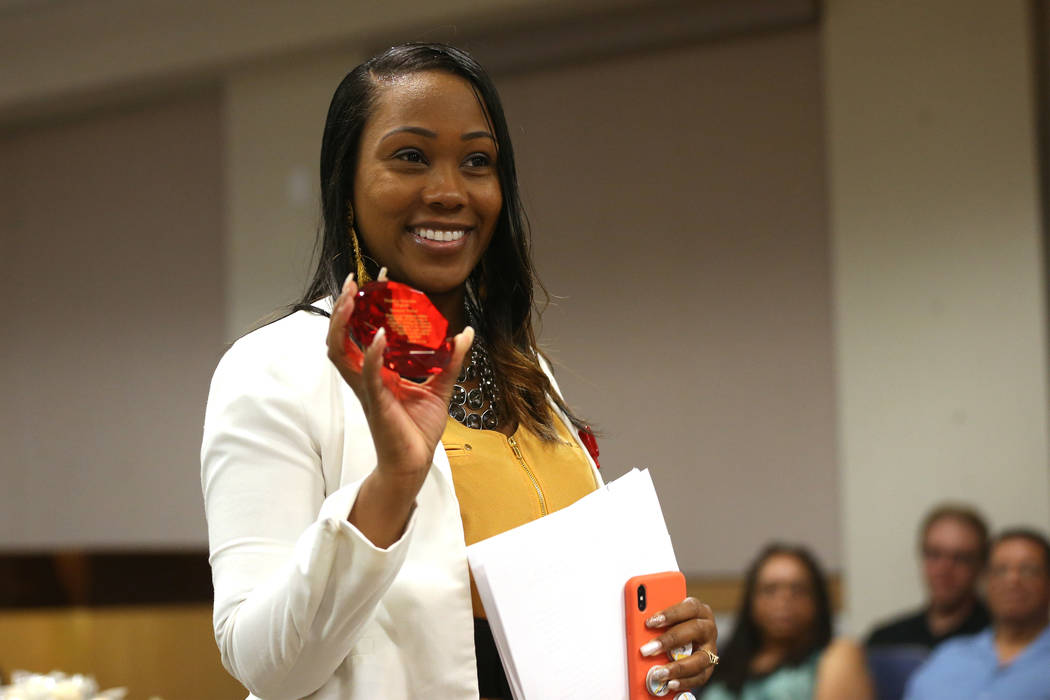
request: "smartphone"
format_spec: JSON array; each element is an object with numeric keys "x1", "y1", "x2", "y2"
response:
[{"x1": 625, "y1": 571, "x2": 688, "y2": 698}]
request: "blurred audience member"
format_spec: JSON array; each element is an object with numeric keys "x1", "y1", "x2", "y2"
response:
[
  {"x1": 903, "y1": 529, "x2": 1050, "y2": 699},
  {"x1": 702, "y1": 544, "x2": 873, "y2": 700},
  {"x1": 867, "y1": 504, "x2": 990, "y2": 650}
]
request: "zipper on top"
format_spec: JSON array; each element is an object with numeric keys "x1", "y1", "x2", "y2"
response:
[{"x1": 507, "y1": 435, "x2": 548, "y2": 516}]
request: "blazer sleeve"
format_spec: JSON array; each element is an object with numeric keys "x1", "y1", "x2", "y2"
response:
[{"x1": 201, "y1": 331, "x2": 416, "y2": 700}]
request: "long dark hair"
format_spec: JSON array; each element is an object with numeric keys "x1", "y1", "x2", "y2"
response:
[
  {"x1": 714, "y1": 544, "x2": 833, "y2": 693},
  {"x1": 298, "y1": 42, "x2": 582, "y2": 439}
]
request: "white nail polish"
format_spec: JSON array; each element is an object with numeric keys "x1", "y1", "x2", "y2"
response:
[
  {"x1": 373, "y1": 327, "x2": 386, "y2": 344},
  {"x1": 667, "y1": 680, "x2": 680, "y2": 691},
  {"x1": 640, "y1": 640, "x2": 662, "y2": 656},
  {"x1": 377, "y1": 266, "x2": 388, "y2": 281}
]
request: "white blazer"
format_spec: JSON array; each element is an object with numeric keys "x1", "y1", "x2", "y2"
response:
[{"x1": 201, "y1": 306, "x2": 600, "y2": 699}]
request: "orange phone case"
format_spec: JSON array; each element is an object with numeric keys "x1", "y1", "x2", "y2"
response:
[{"x1": 625, "y1": 571, "x2": 687, "y2": 698}]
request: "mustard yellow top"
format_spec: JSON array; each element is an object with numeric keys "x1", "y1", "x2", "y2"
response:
[{"x1": 442, "y1": 415, "x2": 599, "y2": 617}]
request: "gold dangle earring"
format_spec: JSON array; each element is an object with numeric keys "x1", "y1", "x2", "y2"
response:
[{"x1": 348, "y1": 201, "x2": 370, "y2": 284}]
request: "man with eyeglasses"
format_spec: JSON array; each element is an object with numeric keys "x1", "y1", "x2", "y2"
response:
[
  {"x1": 903, "y1": 529, "x2": 1050, "y2": 699},
  {"x1": 867, "y1": 504, "x2": 991, "y2": 650}
]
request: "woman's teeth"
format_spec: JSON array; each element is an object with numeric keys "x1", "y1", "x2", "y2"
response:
[{"x1": 413, "y1": 228, "x2": 466, "y2": 242}]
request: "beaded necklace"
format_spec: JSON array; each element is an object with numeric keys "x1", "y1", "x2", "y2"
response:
[{"x1": 448, "y1": 336, "x2": 500, "y2": 430}]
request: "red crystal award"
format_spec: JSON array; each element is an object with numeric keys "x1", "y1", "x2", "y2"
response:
[{"x1": 347, "y1": 280, "x2": 454, "y2": 379}]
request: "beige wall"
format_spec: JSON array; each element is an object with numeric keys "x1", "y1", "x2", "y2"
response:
[
  {"x1": 824, "y1": 0, "x2": 1050, "y2": 633},
  {"x1": 0, "y1": 92, "x2": 224, "y2": 548},
  {"x1": 499, "y1": 29, "x2": 839, "y2": 575},
  {"x1": 224, "y1": 49, "x2": 364, "y2": 336}
]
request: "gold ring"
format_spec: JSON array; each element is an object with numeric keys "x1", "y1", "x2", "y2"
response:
[{"x1": 704, "y1": 649, "x2": 719, "y2": 666}]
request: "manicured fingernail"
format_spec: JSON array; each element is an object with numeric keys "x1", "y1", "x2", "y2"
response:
[
  {"x1": 646, "y1": 613, "x2": 666, "y2": 628},
  {"x1": 377, "y1": 266, "x2": 388, "y2": 281},
  {"x1": 373, "y1": 327, "x2": 385, "y2": 344},
  {"x1": 640, "y1": 640, "x2": 662, "y2": 656},
  {"x1": 667, "y1": 680, "x2": 680, "y2": 691},
  {"x1": 343, "y1": 273, "x2": 354, "y2": 290},
  {"x1": 650, "y1": 666, "x2": 669, "y2": 681}
]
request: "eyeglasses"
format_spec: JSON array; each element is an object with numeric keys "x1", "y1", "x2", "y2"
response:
[
  {"x1": 987, "y1": 564, "x2": 1047, "y2": 581},
  {"x1": 921, "y1": 546, "x2": 980, "y2": 567}
]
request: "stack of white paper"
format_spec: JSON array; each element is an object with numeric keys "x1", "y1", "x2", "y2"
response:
[{"x1": 466, "y1": 468, "x2": 679, "y2": 700}]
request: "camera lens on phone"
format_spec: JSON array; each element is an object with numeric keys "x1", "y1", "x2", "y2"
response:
[{"x1": 637, "y1": 584, "x2": 647, "y2": 611}]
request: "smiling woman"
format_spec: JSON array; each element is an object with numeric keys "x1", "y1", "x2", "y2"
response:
[{"x1": 200, "y1": 43, "x2": 718, "y2": 699}]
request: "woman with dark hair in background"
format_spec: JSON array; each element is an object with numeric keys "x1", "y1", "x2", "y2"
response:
[
  {"x1": 201, "y1": 43, "x2": 717, "y2": 699},
  {"x1": 702, "y1": 544, "x2": 873, "y2": 700}
]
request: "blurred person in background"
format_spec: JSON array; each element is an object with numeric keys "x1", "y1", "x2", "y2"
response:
[
  {"x1": 702, "y1": 543, "x2": 873, "y2": 700},
  {"x1": 902, "y1": 529, "x2": 1050, "y2": 699},
  {"x1": 867, "y1": 504, "x2": 990, "y2": 651}
]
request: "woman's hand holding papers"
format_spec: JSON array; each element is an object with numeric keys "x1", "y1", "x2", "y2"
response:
[{"x1": 641, "y1": 597, "x2": 719, "y2": 692}]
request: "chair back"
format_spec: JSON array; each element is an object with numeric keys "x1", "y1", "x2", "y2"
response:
[{"x1": 866, "y1": 646, "x2": 929, "y2": 700}]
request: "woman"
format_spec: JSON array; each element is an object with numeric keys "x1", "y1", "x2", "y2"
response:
[
  {"x1": 702, "y1": 544, "x2": 872, "y2": 700},
  {"x1": 201, "y1": 43, "x2": 717, "y2": 699}
]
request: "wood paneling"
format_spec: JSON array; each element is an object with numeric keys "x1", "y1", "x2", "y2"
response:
[
  {"x1": 0, "y1": 605, "x2": 244, "y2": 700},
  {"x1": 0, "y1": 574, "x2": 842, "y2": 699},
  {"x1": 0, "y1": 552, "x2": 212, "y2": 608},
  {"x1": 688, "y1": 574, "x2": 842, "y2": 614}
]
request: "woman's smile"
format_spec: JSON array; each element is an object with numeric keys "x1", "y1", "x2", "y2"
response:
[{"x1": 408, "y1": 223, "x2": 472, "y2": 245}]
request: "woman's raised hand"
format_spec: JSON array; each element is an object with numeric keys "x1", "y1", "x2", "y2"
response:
[{"x1": 326, "y1": 271, "x2": 473, "y2": 546}]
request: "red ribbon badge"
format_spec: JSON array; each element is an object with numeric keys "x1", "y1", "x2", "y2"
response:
[{"x1": 578, "y1": 426, "x2": 600, "y2": 469}]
